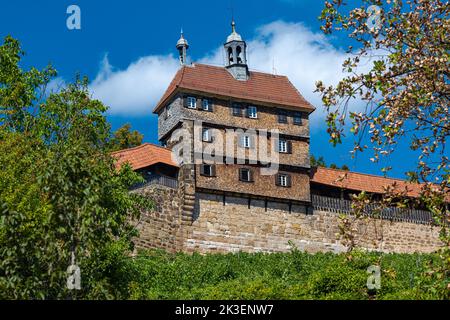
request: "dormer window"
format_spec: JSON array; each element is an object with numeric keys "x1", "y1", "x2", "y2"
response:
[
  {"x1": 187, "y1": 96, "x2": 197, "y2": 109},
  {"x1": 247, "y1": 106, "x2": 258, "y2": 119}
]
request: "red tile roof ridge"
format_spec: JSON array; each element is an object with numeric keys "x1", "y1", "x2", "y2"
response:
[
  {"x1": 311, "y1": 166, "x2": 416, "y2": 185},
  {"x1": 110, "y1": 142, "x2": 169, "y2": 156},
  {"x1": 153, "y1": 62, "x2": 315, "y2": 113}
]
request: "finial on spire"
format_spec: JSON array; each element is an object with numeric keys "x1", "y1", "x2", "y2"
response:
[
  {"x1": 176, "y1": 28, "x2": 189, "y2": 66},
  {"x1": 231, "y1": 20, "x2": 236, "y2": 33}
]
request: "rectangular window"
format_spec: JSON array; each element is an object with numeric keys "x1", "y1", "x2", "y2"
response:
[
  {"x1": 293, "y1": 112, "x2": 302, "y2": 125},
  {"x1": 247, "y1": 106, "x2": 258, "y2": 119},
  {"x1": 202, "y1": 128, "x2": 213, "y2": 142},
  {"x1": 240, "y1": 135, "x2": 253, "y2": 149},
  {"x1": 187, "y1": 96, "x2": 197, "y2": 109},
  {"x1": 276, "y1": 173, "x2": 291, "y2": 187},
  {"x1": 278, "y1": 139, "x2": 288, "y2": 153},
  {"x1": 278, "y1": 111, "x2": 287, "y2": 123},
  {"x1": 201, "y1": 164, "x2": 215, "y2": 177},
  {"x1": 202, "y1": 99, "x2": 212, "y2": 111},
  {"x1": 239, "y1": 168, "x2": 253, "y2": 182},
  {"x1": 232, "y1": 103, "x2": 242, "y2": 117}
]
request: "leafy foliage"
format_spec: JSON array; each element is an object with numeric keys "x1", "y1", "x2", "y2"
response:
[
  {"x1": 0, "y1": 36, "x2": 151, "y2": 299},
  {"x1": 316, "y1": 0, "x2": 449, "y2": 295},
  {"x1": 108, "y1": 123, "x2": 144, "y2": 152},
  {"x1": 97, "y1": 248, "x2": 445, "y2": 300},
  {"x1": 310, "y1": 154, "x2": 350, "y2": 171}
]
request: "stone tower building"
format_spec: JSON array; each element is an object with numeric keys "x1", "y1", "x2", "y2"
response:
[
  {"x1": 153, "y1": 22, "x2": 316, "y2": 230},
  {"x1": 113, "y1": 22, "x2": 442, "y2": 254}
]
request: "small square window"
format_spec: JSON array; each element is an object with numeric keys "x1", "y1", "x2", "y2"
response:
[
  {"x1": 187, "y1": 97, "x2": 197, "y2": 109},
  {"x1": 232, "y1": 103, "x2": 242, "y2": 117},
  {"x1": 202, "y1": 99, "x2": 212, "y2": 111},
  {"x1": 293, "y1": 112, "x2": 302, "y2": 125},
  {"x1": 240, "y1": 135, "x2": 253, "y2": 149},
  {"x1": 239, "y1": 168, "x2": 253, "y2": 182},
  {"x1": 276, "y1": 174, "x2": 291, "y2": 187},
  {"x1": 278, "y1": 139, "x2": 288, "y2": 153},
  {"x1": 201, "y1": 164, "x2": 215, "y2": 177},
  {"x1": 247, "y1": 106, "x2": 258, "y2": 119},
  {"x1": 202, "y1": 128, "x2": 213, "y2": 142},
  {"x1": 278, "y1": 111, "x2": 287, "y2": 123}
]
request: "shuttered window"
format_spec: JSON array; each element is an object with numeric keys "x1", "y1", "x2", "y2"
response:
[
  {"x1": 239, "y1": 168, "x2": 253, "y2": 182},
  {"x1": 276, "y1": 173, "x2": 292, "y2": 187},
  {"x1": 232, "y1": 103, "x2": 242, "y2": 116},
  {"x1": 247, "y1": 106, "x2": 258, "y2": 119},
  {"x1": 278, "y1": 110, "x2": 288, "y2": 123},
  {"x1": 186, "y1": 96, "x2": 197, "y2": 109},
  {"x1": 200, "y1": 164, "x2": 216, "y2": 177}
]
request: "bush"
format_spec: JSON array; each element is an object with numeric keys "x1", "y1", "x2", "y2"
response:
[{"x1": 104, "y1": 248, "x2": 443, "y2": 300}]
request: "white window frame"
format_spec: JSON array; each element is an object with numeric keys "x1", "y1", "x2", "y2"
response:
[
  {"x1": 202, "y1": 128, "x2": 212, "y2": 142},
  {"x1": 241, "y1": 135, "x2": 252, "y2": 148},
  {"x1": 202, "y1": 99, "x2": 210, "y2": 111},
  {"x1": 187, "y1": 96, "x2": 197, "y2": 109},
  {"x1": 247, "y1": 106, "x2": 258, "y2": 119},
  {"x1": 278, "y1": 139, "x2": 288, "y2": 153},
  {"x1": 278, "y1": 174, "x2": 289, "y2": 187}
]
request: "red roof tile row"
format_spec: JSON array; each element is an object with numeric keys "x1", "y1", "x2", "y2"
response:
[
  {"x1": 153, "y1": 63, "x2": 315, "y2": 114},
  {"x1": 310, "y1": 166, "x2": 448, "y2": 200},
  {"x1": 111, "y1": 143, "x2": 178, "y2": 171}
]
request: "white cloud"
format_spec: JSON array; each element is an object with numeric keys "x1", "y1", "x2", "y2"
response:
[
  {"x1": 202, "y1": 21, "x2": 359, "y2": 128},
  {"x1": 90, "y1": 54, "x2": 180, "y2": 115},
  {"x1": 89, "y1": 20, "x2": 364, "y2": 127}
]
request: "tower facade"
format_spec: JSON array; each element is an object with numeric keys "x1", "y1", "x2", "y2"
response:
[{"x1": 154, "y1": 22, "x2": 315, "y2": 247}]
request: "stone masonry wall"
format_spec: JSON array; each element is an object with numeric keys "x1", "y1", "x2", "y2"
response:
[
  {"x1": 132, "y1": 185, "x2": 181, "y2": 252},
  {"x1": 183, "y1": 192, "x2": 442, "y2": 254}
]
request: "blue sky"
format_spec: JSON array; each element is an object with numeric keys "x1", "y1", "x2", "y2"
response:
[{"x1": 0, "y1": 0, "x2": 426, "y2": 179}]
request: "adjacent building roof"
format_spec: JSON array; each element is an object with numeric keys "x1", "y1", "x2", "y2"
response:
[
  {"x1": 111, "y1": 143, "x2": 179, "y2": 171},
  {"x1": 311, "y1": 166, "x2": 429, "y2": 198},
  {"x1": 153, "y1": 63, "x2": 315, "y2": 114}
]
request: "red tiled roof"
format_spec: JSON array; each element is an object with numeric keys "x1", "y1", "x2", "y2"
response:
[
  {"x1": 111, "y1": 143, "x2": 179, "y2": 171},
  {"x1": 153, "y1": 63, "x2": 315, "y2": 113},
  {"x1": 311, "y1": 166, "x2": 431, "y2": 198}
]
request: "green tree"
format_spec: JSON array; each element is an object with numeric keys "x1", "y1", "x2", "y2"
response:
[
  {"x1": 108, "y1": 123, "x2": 144, "y2": 151},
  {"x1": 310, "y1": 155, "x2": 327, "y2": 168},
  {"x1": 0, "y1": 36, "x2": 150, "y2": 299},
  {"x1": 316, "y1": 0, "x2": 449, "y2": 297}
]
